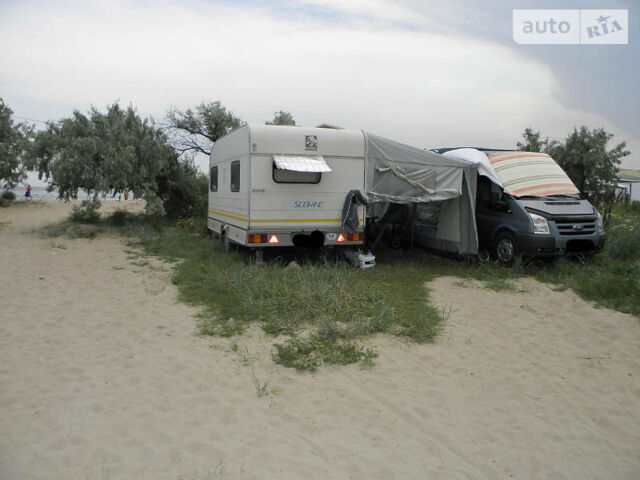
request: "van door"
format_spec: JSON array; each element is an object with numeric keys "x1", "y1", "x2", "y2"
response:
[{"x1": 475, "y1": 176, "x2": 510, "y2": 247}]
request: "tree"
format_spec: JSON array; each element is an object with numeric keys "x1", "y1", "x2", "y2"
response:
[
  {"x1": 0, "y1": 98, "x2": 31, "y2": 188},
  {"x1": 163, "y1": 101, "x2": 243, "y2": 156},
  {"x1": 27, "y1": 102, "x2": 178, "y2": 216},
  {"x1": 266, "y1": 111, "x2": 296, "y2": 126},
  {"x1": 516, "y1": 127, "x2": 548, "y2": 153},
  {"x1": 517, "y1": 126, "x2": 629, "y2": 203}
]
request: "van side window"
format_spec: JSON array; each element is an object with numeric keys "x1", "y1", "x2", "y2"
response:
[
  {"x1": 272, "y1": 163, "x2": 321, "y2": 184},
  {"x1": 230, "y1": 160, "x2": 240, "y2": 192},
  {"x1": 477, "y1": 176, "x2": 491, "y2": 207},
  {"x1": 210, "y1": 166, "x2": 218, "y2": 192},
  {"x1": 477, "y1": 176, "x2": 507, "y2": 211}
]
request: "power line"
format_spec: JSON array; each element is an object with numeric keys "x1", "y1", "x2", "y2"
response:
[{"x1": 13, "y1": 115, "x2": 48, "y2": 125}]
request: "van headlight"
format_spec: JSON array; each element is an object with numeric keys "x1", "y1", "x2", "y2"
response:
[
  {"x1": 595, "y1": 211, "x2": 603, "y2": 232},
  {"x1": 529, "y1": 212, "x2": 550, "y2": 235}
]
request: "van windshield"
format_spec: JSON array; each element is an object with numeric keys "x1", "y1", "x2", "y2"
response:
[{"x1": 487, "y1": 151, "x2": 580, "y2": 198}]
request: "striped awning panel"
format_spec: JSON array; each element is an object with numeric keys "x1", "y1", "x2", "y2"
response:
[{"x1": 487, "y1": 152, "x2": 579, "y2": 197}]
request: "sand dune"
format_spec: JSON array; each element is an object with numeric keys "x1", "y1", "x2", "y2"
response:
[{"x1": 1, "y1": 201, "x2": 639, "y2": 479}]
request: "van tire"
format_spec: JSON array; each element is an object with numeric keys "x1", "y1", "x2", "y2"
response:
[{"x1": 495, "y1": 232, "x2": 517, "y2": 266}]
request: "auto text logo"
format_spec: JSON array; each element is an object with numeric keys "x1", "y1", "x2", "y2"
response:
[{"x1": 513, "y1": 10, "x2": 628, "y2": 44}]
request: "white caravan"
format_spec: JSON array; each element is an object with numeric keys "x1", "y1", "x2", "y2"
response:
[{"x1": 207, "y1": 125, "x2": 366, "y2": 250}]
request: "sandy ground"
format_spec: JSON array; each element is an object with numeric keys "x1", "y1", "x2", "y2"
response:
[{"x1": 1, "y1": 201, "x2": 639, "y2": 480}]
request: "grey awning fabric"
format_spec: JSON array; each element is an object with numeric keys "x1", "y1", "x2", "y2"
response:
[
  {"x1": 364, "y1": 133, "x2": 473, "y2": 203},
  {"x1": 358, "y1": 132, "x2": 479, "y2": 255},
  {"x1": 273, "y1": 154, "x2": 332, "y2": 172}
]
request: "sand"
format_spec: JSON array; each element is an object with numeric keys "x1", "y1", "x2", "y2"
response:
[{"x1": 1, "y1": 201, "x2": 639, "y2": 479}]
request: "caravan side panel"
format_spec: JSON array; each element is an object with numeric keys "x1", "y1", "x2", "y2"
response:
[
  {"x1": 208, "y1": 127, "x2": 250, "y2": 238},
  {"x1": 248, "y1": 153, "x2": 365, "y2": 231}
]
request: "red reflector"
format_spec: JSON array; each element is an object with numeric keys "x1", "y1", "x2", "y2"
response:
[
  {"x1": 248, "y1": 234, "x2": 267, "y2": 243},
  {"x1": 347, "y1": 233, "x2": 362, "y2": 241},
  {"x1": 269, "y1": 234, "x2": 280, "y2": 244},
  {"x1": 336, "y1": 233, "x2": 346, "y2": 242}
]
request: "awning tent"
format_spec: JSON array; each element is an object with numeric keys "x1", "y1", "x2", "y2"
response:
[
  {"x1": 443, "y1": 148, "x2": 503, "y2": 187},
  {"x1": 343, "y1": 133, "x2": 480, "y2": 255}
]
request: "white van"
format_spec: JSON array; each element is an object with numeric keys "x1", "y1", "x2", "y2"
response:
[{"x1": 207, "y1": 125, "x2": 366, "y2": 251}]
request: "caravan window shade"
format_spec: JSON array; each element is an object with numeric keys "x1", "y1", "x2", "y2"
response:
[{"x1": 273, "y1": 154, "x2": 332, "y2": 172}]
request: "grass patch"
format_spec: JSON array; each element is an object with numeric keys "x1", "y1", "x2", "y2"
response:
[
  {"x1": 39, "y1": 208, "x2": 150, "y2": 240},
  {"x1": 483, "y1": 278, "x2": 524, "y2": 293},
  {"x1": 41, "y1": 201, "x2": 638, "y2": 370},
  {"x1": 130, "y1": 225, "x2": 447, "y2": 369},
  {"x1": 39, "y1": 220, "x2": 103, "y2": 239},
  {"x1": 128, "y1": 203, "x2": 640, "y2": 368}
]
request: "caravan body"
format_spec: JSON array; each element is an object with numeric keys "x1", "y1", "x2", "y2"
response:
[{"x1": 208, "y1": 125, "x2": 366, "y2": 248}]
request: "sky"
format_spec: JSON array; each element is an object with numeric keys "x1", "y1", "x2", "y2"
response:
[{"x1": 0, "y1": 0, "x2": 638, "y2": 177}]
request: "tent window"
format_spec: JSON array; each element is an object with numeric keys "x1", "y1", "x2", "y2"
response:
[
  {"x1": 210, "y1": 166, "x2": 218, "y2": 192},
  {"x1": 230, "y1": 160, "x2": 240, "y2": 192},
  {"x1": 273, "y1": 163, "x2": 321, "y2": 184}
]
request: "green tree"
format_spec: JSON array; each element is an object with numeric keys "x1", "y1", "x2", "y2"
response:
[
  {"x1": 266, "y1": 111, "x2": 296, "y2": 126},
  {"x1": 27, "y1": 102, "x2": 178, "y2": 216},
  {"x1": 164, "y1": 101, "x2": 243, "y2": 156},
  {"x1": 516, "y1": 127, "x2": 548, "y2": 153},
  {"x1": 517, "y1": 126, "x2": 629, "y2": 202},
  {"x1": 0, "y1": 98, "x2": 31, "y2": 188}
]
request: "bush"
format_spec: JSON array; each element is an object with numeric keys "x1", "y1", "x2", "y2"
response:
[
  {"x1": 628, "y1": 200, "x2": 640, "y2": 215},
  {"x1": 106, "y1": 209, "x2": 139, "y2": 226},
  {"x1": 605, "y1": 225, "x2": 640, "y2": 261},
  {"x1": 1, "y1": 190, "x2": 16, "y2": 201},
  {"x1": 156, "y1": 158, "x2": 208, "y2": 219},
  {"x1": 0, "y1": 197, "x2": 7, "y2": 208},
  {"x1": 70, "y1": 199, "x2": 101, "y2": 223}
]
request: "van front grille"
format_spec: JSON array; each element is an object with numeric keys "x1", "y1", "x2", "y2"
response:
[{"x1": 554, "y1": 220, "x2": 596, "y2": 236}]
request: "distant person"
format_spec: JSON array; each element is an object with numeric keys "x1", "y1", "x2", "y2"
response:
[
  {"x1": 25, "y1": 184, "x2": 32, "y2": 200},
  {"x1": 124, "y1": 190, "x2": 129, "y2": 201}
]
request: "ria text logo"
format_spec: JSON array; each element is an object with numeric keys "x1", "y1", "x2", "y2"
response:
[{"x1": 513, "y1": 10, "x2": 628, "y2": 44}]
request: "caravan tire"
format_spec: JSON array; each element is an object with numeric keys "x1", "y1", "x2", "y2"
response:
[{"x1": 495, "y1": 232, "x2": 517, "y2": 266}]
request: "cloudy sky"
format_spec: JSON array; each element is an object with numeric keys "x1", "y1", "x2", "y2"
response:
[{"x1": 1, "y1": 0, "x2": 638, "y2": 173}]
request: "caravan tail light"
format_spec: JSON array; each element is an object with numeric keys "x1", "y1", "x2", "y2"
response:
[
  {"x1": 347, "y1": 233, "x2": 362, "y2": 242},
  {"x1": 269, "y1": 234, "x2": 280, "y2": 244},
  {"x1": 248, "y1": 234, "x2": 268, "y2": 243},
  {"x1": 336, "y1": 233, "x2": 346, "y2": 243}
]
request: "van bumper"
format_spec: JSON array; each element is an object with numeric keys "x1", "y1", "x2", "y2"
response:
[
  {"x1": 515, "y1": 232, "x2": 556, "y2": 256},
  {"x1": 515, "y1": 231, "x2": 606, "y2": 256}
]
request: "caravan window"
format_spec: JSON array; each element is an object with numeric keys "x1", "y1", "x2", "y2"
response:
[
  {"x1": 210, "y1": 166, "x2": 218, "y2": 192},
  {"x1": 273, "y1": 163, "x2": 321, "y2": 184},
  {"x1": 230, "y1": 160, "x2": 240, "y2": 192}
]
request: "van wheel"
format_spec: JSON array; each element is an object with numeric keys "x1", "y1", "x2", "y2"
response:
[{"x1": 495, "y1": 232, "x2": 517, "y2": 266}]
